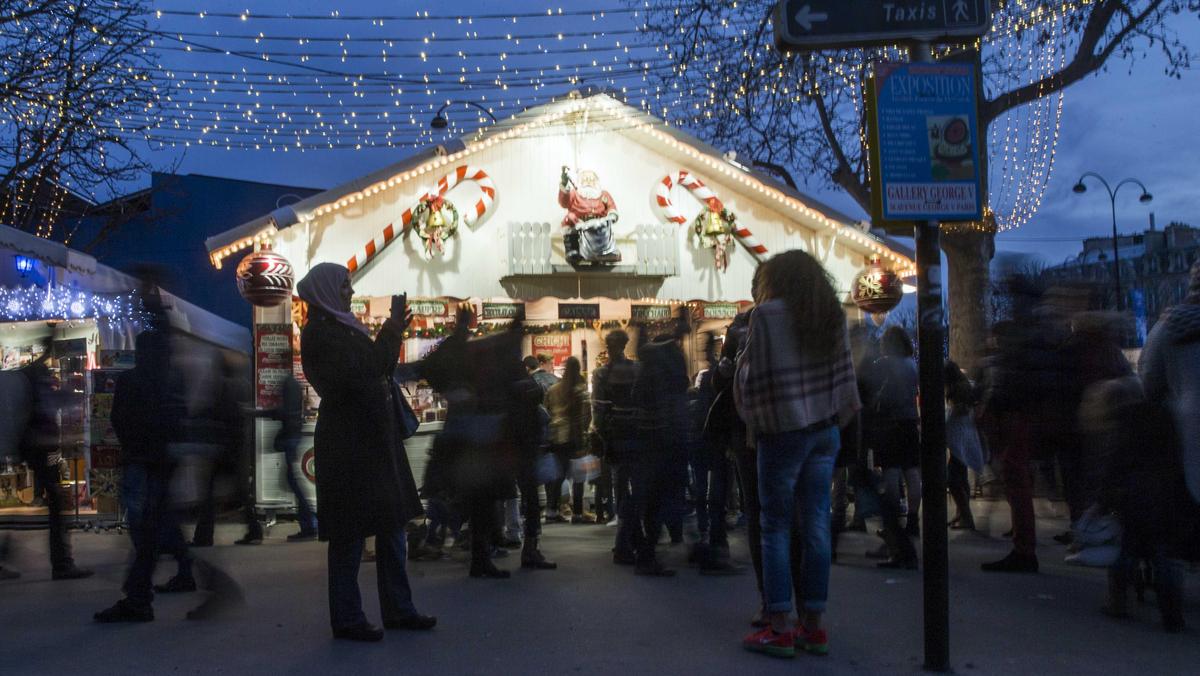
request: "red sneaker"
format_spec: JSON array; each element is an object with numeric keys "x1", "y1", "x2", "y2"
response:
[
  {"x1": 795, "y1": 627, "x2": 829, "y2": 656},
  {"x1": 742, "y1": 627, "x2": 795, "y2": 658}
]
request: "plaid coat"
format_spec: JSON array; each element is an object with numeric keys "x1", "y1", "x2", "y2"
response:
[{"x1": 734, "y1": 300, "x2": 860, "y2": 437}]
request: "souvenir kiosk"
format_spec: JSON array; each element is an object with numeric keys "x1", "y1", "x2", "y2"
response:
[
  {"x1": 203, "y1": 91, "x2": 914, "y2": 516},
  {"x1": 0, "y1": 224, "x2": 249, "y2": 523}
]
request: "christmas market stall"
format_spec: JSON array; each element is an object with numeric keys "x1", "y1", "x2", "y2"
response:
[
  {"x1": 0, "y1": 224, "x2": 249, "y2": 523},
  {"x1": 203, "y1": 91, "x2": 915, "y2": 516}
]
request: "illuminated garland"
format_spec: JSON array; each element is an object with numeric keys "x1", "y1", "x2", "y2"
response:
[{"x1": 0, "y1": 286, "x2": 147, "y2": 324}]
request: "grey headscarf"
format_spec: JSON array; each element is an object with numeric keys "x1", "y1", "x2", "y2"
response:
[{"x1": 296, "y1": 262, "x2": 369, "y2": 335}]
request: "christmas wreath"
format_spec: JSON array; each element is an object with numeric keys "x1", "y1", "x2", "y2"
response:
[
  {"x1": 692, "y1": 207, "x2": 737, "y2": 272},
  {"x1": 412, "y1": 195, "x2": 460, "y2": 257}
]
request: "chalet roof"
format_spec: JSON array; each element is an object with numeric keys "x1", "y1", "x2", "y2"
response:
[{"x1": 205, "y1": 91, "x2": 911, "y2": 272}]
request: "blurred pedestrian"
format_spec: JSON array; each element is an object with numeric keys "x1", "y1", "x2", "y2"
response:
[
  {"x1": 17, "y1": 339, "x2": 92, "y2": 581},
  {"x1": 1123, "y1": 260, "x2": 1200, "y2": 630},
  {"x1": 422, "y1": 312, "x2": 533, "y2": 579},
  {"x1": 297, "y1": 263, "x2": 434, "y2": 642},
  {"x1": 593, "y1": 330, "x2": 644, "y2": 558},
  {"x1": 737, "y1": 250, "x2": 860, "y2": 658},
  {"x1": 945, "y1": 361, "x2": 984, "y2": 531},
  {"x1": 861, "y1": 326, "x2": 921, "y2": 540},
  {"x1": 980, "y1": 284, "x2": 1068, "y2": 574},
  {"x1": 690, "y1": 332, "x2": 738, "y2": 574},
  {"x1": 95, "y1": 328, "x2": 184, "y2": 622},
  {"x1": 628, "y1": 310, "x2": 692, "y2": 577},
  {"x1": 272, "y1": 374, "x2": 317, "y2": 541},
  {"x1": 546, "y1": 357, "x2": 592, "y2": 524}
]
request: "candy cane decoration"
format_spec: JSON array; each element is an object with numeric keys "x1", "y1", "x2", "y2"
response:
[
  {"x1": 654, "y1": 171, "x2": 768, "y2": 260},
  {"x1": 346, "y1": 166, "x2": 496, "y2": 275}
]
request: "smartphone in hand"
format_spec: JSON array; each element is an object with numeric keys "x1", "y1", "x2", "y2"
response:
[{"x1": 391, "y1": 293, "x2": 407, "y2": 319}]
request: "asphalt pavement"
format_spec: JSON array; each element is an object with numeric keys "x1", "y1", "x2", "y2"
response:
[{"x1": 2, "y1": 498, "x2": 1199, "y2": 675}]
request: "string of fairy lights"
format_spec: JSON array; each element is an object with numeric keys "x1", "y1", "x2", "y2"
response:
[{"x1": 3, "y1": 0, "x2": 1104, "y2": 236}]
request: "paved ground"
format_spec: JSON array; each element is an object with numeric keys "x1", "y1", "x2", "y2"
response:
[{"x1": 3, "y1": 498, "x2": 1199, "y2": 675}]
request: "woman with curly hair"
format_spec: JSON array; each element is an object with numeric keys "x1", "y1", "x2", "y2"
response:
[{"x1": 736, "y1": 250, "x2": 861, "y2": 659}]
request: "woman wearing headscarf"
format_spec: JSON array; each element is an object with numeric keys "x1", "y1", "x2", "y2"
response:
[{"x1": 297, "y1": 263, "x2": 435, "y2": 642}]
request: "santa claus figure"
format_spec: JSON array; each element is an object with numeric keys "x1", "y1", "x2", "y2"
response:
[{"x1": 558, "y1": 167, "x2": 621, "y2": 265}]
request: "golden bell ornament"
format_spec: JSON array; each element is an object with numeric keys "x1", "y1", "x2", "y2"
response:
[
  {"x1": 702, "y1": 209, "x2": 727, "y2": 237},
  {"x1": 427, "y1": 208, "x2": 446, "y2": 229}
]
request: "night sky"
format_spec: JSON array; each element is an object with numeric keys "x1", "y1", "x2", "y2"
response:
[{"x1": 134, "y1": 2, "x2": 1200, "y2": 266}]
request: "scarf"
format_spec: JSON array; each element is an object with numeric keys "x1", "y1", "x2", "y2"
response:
[{"x1": 296, "y1": 262, "x2": 369, "y2": 336}]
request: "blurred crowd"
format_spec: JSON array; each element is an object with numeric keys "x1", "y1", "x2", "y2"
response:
[{"x1": 3, "y1": 255, "x2": 1199, "y2": 653}]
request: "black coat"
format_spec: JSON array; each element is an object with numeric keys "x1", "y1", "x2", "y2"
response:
[{"x1": 300, "y1": 310, "x2": 422, "y2": 541}]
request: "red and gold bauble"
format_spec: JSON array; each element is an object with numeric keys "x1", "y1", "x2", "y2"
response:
[
  {"x1": 851, "y1": 254, "x2": 904, "y2": 315},
  {"x1": 236, "y1": 247, "x2": 294, "y2": 307}
]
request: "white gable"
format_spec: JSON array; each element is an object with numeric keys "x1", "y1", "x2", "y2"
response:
[{"x1": 213, "y1": 94, "x2": 912, "y2": 303}]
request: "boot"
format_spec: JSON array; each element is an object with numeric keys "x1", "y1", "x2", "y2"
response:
[
  {"x1": 469, "y1": 559, "x2": 511, "y2": 579},
  {"x1": 564, "y1": 231, "x2": 583, "y2": 265},
  {"x1": 521, "y1": 539, "x2": 557, "y2": 570},
  {"x1": 1101, "y1": 568, "x2": 1130, "y2": 619},
  {"x1": 1154, "y1": 561, "x2": 1186, "y2": 632}
]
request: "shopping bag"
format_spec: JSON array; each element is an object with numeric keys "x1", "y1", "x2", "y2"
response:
[{"x1": 569, "y1": 454, "x2": 601, "y2": 483}]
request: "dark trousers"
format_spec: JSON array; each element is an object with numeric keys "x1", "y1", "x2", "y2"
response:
[
  {"x1": 948, "y1": 456, "x2": 974, "y2": 524},
  {"x1": 31, "y1": 459, "x2": 73, "y2": 571},
  {"x1": 121, "y1": 463, "x2": 191, "y2": 606},
  {"x1": 281, "y1": 438, "x2": 317, "y2": 533},
  {"x1": 999, "y1": 414, "x2": 1037, "y2": 557},
  {"x1": 615, "y1": 443, "x2": 678, "y2": 566},
  {"x1": 594, "y1": 460, "x2": 615, "y2": 521},
  {"x1": 692, "y1": 442, "x2": 731, "y2": 547},
  {"x1": 193, "y1": 458, "x2": 262, "y2": 545},
  {"x1": 467, "y1": 494, "x2": 499, "y2": 566},
  {"x1": 327, "y1": 526, "x2": 416, "y2": 630},
  {"x1": 516, "y1": 466, "x2": 542, "y2": 541}
]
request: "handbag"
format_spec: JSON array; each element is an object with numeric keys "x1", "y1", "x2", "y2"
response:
[{"x1": 390, "y1": 377, "x2": 420, "y2": 440}]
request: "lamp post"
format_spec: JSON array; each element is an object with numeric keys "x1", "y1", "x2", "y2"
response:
[
  {"x1": 430, "y1": 101, "x2": 498, "y2": 129},
  {"x1": 1072, "y1": 172, "x2": 1152, "y2": 310}
]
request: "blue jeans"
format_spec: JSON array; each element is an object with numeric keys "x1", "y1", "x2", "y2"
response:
[
  {"x1": 327, "y1": 525, "x2": 417, "y2": 630},
  {"x1": 280, "y1": 438, "x2": 317, "y2": 533},
  {"x1": 758, "y1": 425, "x2": 839, "y2": 614}
]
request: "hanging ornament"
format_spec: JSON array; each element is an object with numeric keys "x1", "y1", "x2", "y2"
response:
[
  {"x1": 691, "y1": 207, "x2": 738, "y2": 272},
  {"x1": 851, "y1": 255, "x2": 904, "y2": 315},
  {"x1": 654, "y1": 170, "x2": 767, "y2": 270},
  {"x1": 413, "y1": 195, "x2": 460, "y2": 257},
  {"x1": 236, "y1": 246, "x2": 294, "y2": 307}
]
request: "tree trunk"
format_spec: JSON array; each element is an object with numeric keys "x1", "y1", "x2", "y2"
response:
[{"x1": 942, "y1": 227, "x2": 995, "y2": 373}]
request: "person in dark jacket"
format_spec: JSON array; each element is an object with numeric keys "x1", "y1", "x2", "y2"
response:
[
  {"x1": 625, "y1": 311, "x2": 691, "y2": 577},
  {"x1": 297, "y1": 263, "x2": 433, "y2": 642},
  {"x1": 423, "y1": 315, "x2": 543, "y2": 578},
  {"x1": 95, "y1": 328, "x2": 189, "y2": 622},
  {"x1": 860, "y1": 326, "x2": 921, "y2": 539},
  {"x1": 594, "y1": 330, "x2": 644, "y2": 559},
  {"x1": 18, "y1": 341, "x2": 92, "y2": 581}
]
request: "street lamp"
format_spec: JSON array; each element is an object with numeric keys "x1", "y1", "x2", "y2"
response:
[
  {"x1": 1072, "y1": 172, "x2": 1152, "y2": 310},
  {"x1": 430, "y1": 101, "x2": 498, "y2": 129}
]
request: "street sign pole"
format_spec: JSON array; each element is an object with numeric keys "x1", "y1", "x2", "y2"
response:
[{"x1": 911, "y1": 42, "x2": 950, "y2": 674}]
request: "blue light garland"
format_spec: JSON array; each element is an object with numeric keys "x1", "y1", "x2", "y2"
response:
[{"x1": 0, "y1": 285, "x2": 147, "y2": 324}]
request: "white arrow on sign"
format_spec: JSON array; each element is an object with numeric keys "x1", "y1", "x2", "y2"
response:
[{"x1": 794, "y1": 4, "x2": 829, "y2": 31}]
